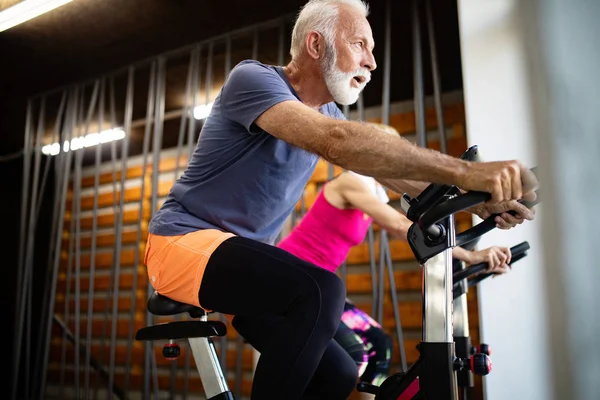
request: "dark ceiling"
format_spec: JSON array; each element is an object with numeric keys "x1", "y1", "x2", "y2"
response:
[{"x1": 0, "y1": 0, "x2": 464, "y2": 156}]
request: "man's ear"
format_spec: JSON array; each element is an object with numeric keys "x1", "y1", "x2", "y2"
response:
[{"x1": 305, "y1": 31, "x2": 325, "y2": 60}]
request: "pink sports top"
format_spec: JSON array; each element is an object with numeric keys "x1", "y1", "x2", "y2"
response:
[{"x1": 277, "y1": 185, "x2": 373, "y2": 272}]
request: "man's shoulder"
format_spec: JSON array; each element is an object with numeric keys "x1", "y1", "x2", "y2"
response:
[
  {"x1": 221, "y1": 59, "x2": 289, "y2": 98},
  {"x1": 228, "y1": 59, "x2": 278, "y2": 79}
]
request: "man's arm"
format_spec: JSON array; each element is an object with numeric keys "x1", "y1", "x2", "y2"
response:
[
  {"x1": 255, "y1": 101, "x2": 534, "y2": 204},
  {"x1": 256, "y1": 101, "x2": 467, "y2": 185},
  {"x1": 374, "y1": 178, "x2": 429, "y2": 199}
]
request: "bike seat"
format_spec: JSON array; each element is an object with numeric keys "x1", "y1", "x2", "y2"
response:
[{"x1": 147, "y1": 291, "x2": 206, "y2": 318}]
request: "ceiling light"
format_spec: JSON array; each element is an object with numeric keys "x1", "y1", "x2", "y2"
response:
[
  {"x1": 41, "y1": 128, "x2": 125, "y2": 156},
  {"x1": 0, "y1": 0, "x2": 73, "y2": 33}
]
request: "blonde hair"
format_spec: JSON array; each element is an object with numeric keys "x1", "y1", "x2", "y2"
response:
[{"x1": 290, "y1": 0, "x2": 370, "y2": 60}]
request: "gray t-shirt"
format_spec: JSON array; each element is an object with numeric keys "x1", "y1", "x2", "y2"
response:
[{"x1": 148, "y1": 60, "x2": 345, "y2": 244}]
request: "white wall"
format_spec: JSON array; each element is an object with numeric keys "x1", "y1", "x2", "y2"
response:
[
  {"x1": 456, "y1": 1, "x2": 551, "y2": 399},
  {"x1": 519, "y1": 0, "x2": 600, "y2": 398}
]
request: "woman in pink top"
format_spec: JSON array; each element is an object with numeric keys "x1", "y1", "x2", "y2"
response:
[{"x1": 277, "y1": 127, "x2": 512, "y2": 399}]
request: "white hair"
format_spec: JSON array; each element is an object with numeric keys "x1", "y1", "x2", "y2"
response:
[{"x1": 290, "y1": 0, "x2": 370, "y2": 60}]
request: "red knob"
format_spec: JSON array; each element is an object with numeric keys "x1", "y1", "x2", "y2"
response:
[
  {"x1": 163, "y1": 343, "x2": 180, "y2": 360},
  {"x1": 470, "y1": 353, "x2": 492, "y2": 376}
]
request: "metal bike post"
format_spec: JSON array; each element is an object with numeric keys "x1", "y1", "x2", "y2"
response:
[{"x1": 420, "y1": 217, "x2": 458, "y2": 400}]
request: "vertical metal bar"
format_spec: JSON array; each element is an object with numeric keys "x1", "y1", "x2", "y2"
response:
[
  {"x1": 38, "y1": 87, "x2": 77, "y2": 400},
  {"x1": 26, "y1": 280, "x2": 33, "y2": 398},
  {"x1": 300, "y1": 195, "x2": 306, "y2": 218},
  {"x1": 93, "y1": 78, "x2": 112, "y2": 399},
  {"x1": 35, "y1": 93, "x2": 65, "y2": 219},
  {"x1": 382, "y1": 0, "x2": 392, "y2": 127},
  {"x1": 278, "y1": 22, "x2": 285, "y2": 65},
  {"x1": 33, "y1": 91, "x2": 66, "y2": 396},
  {"x1": 252, "y1": 28, "x2": 259, "y2": 60},
  {"x1": 85, "y1": 80, "x2": 102, "y2": 400},
  {"x1": 109, "y1": 67, "x2": 135, "y2": 400},
  {"x1": 343, "y1": 104, "x2": 350, "y2": 119},
  {"x1": 340, "y1": 261, "x2": 348, "y2": 287},
  {"x1": 152, "y1": 351, "x2": 159, "y2": 400},
  {"x1": 102, "y1": 76, "x2": 120, "y2": 399},
  {"x1": 59, "y1": 195, "x2": 76, "y2": 400},
  {"x1": 383, "y1": 233, "x2": 407, "y2": 372},
  {"x1": 186, "y1": 45, "x2": 201, "y2": 160},
  {"x1": 225, "y1": 35, "x2": 232, "y2": 76},
  {"x1": 377, "y1": 233, "x2": 385, "y2": 324},
  {"x1": 367, "y1": 226, "x2": 378, "y2": 317},
  {"x1": 412, "y1": 0, "x2": 427, "y2": 147},
  {"x1": 11, "y1": 99, "x2": 32, "y2": 400},
  {"x1": 291, "y1": 205, "x2": 297, "y2": 228},
  {"x1": 140, "y1": 60, "x2": 157, "y2": 400},
  {"x1": 205, "y1": 42, "x2": 214, "y2": 106},
  {"x1": 124, "y1": 62, "x2": 155, "y2": 395},
  {"x1": 235, "y1": 337, "x2": 244, "y2": 398},
  {"x1": 220, "y1": 315, "x2": 228, "y2": 375},
  {"x1": 73, "y1": 86, "x2": 85, "y2": 399},
  {"x1": 22, "y1": 97, "x2": 46, "y2": 400},
  {"x1": 72, "y1": 81, "x2": 99, "y2": 400},
  {"x1": 183, "y1": 343, "x2": 192, "y2": 400},
  {"x1": 174, "y1": 51, "x2": 196, "y2": 182},
  {"x1": 425, "y1": 0, "x2": 447, "y2": 153},
  {"x1": 358, "y1": 93, "x2": 365, "y2": 121},
  {"x1": 148, "y1": 58, "x2": 166, "y2": 400},
  {"x1": 59, "y1": 87, "x2": 81, "y2": 399}
]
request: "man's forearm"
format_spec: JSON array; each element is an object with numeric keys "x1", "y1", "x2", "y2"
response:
[
  {"x1": 323, "y1": 120, "x2": 469, "y2": 185},
  {"x1": 375, "y1": 178, "x2": 429, "y2": 198}
]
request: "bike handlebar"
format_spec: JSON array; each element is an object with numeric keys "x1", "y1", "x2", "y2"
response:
[{"x1": 417, "y1": 189, "x2": 539, "y2": 247}]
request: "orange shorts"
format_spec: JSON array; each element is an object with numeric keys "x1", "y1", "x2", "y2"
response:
[{"x1": 144, "y1": 229, "x2": 235, "y2": 310}]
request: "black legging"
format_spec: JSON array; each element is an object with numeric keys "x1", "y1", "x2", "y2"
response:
[{"x1": 199, "y1": 236, "x2": 357, "y2": 400}]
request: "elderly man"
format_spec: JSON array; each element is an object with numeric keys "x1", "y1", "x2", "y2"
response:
[{"x1": 145, "y1": 0, "x2": 537, "y2": 398}]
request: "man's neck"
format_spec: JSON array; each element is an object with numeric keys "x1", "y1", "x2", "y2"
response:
[{"x1": 283, "y1": 60, "x2": 333, "y2": 110}]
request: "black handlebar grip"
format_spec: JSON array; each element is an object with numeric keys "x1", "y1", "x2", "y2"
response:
[
  {"x1": 453, "y1": 241, "x2": 530, "y2": 282},
  {"x1": 453, "y1": 263, "x2": 488, "y2": 282},
  {"x1": 510, "y1": 241, "x2": 530, "y2": 257}
]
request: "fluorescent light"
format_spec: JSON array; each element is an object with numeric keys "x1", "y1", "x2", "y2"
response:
[
  {"x1": 42, "y1": 128, "x2": 125, "y2": 156},
  {"x1": 193, "y1": 102, "x2": 214, "y2": 120},
  {"x1": 0, "y1": 0, "x2": 73, "y2": 32}
]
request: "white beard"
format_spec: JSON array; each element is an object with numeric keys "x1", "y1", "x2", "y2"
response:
[{"x1": 321, "y1": 43, "x2": 370, "y2": 105}]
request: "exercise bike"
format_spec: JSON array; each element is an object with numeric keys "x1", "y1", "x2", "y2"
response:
[
  {"x1": 134, "y1": 145, "x2": 536, "y2": 400},
  {"x1": 356, "y1": 146, "x2": 538, "y2": 400}
]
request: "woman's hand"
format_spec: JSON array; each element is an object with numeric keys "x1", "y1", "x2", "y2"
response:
[{"x1": 468, "y1": 246, "x2": 512, "y2": 274}]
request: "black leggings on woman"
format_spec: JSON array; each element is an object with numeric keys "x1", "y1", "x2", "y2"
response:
[{"x1": 199, "y1": 236, "x2": 358, "y2": 400}]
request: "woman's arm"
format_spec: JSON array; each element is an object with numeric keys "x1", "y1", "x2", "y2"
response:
[{"x1": 336, "y1": 174, "x2": 412, "y2": 239}]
